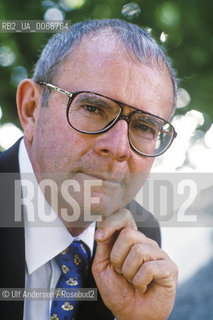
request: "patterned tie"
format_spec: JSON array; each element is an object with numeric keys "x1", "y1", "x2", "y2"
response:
[{"x1": 50, "y1": 239, "x2": 90, "y2": 320}]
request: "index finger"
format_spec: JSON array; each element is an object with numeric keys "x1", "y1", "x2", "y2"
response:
[{"x1": 95, "y1": 208, "x2": 137, "y2": 241}]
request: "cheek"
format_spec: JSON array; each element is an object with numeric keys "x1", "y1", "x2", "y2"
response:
[
  {"x1": 130, "y1": 155, "x2": 154, "y2": 174},
  {"x1": 32, "y1": 108, "x2": 87, "y2": 170},
  {"x1": 126, "y1": 156, "x2": 154, "y2": 196}
]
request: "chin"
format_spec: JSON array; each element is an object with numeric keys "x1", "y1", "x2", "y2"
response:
[
  {"x1": 58, "y1": 188, "x2": 132, "y2": 227},
  {"x1": 82, "y1": 192, "x2": 130, "y2": 221}
]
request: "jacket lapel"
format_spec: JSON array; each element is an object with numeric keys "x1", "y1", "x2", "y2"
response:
[
  {"x1": 0, "y1": 138, "x2": 25, "y2": 318},
  {"x1": 0, "y1": 139, "x2": 161, "y2": 319}
]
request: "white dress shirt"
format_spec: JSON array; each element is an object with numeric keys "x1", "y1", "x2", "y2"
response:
[{"x1": 18, "y1": 139, "x2": 96, "y2": 320}]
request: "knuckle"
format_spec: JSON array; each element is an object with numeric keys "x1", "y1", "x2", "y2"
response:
[
  {"x1": 132, "y1": 273, "x2": 142, "y2": 287},
  {"x1": 132, "y1": 265, "x2": 154, "y2": 289},
  {"x1": 175, "y1": 265, "x2": 179, "y2": 278},
  {"x1": 164, "y1": 257, "x2": 179, "y2": 280},
  {"x1": 122, "y1": 208, "x2": 131, "y2": 218},
  {"x1": 149, "y1": 238, "x2": 159, "y2": 248},
  {"x1": 139, "y1": 261, "x2": 154, "y2": 281},
  {"x1": 121, "y1": 266, "x2": 132, "y2": 282},
  {"x1": 121, "y1": 264, "x2": 128, "y2": 277},
  {"x1": 131, "y1": 243, "x2": 143, "y2": 257},
  {"x1": 172, "y1": 261, "x2": 179, "y2": 280},
  {"x1": 120, "y1": 227, "x2": 134, "y2": 242},
  {"x1": 91, "y1": 261, "x2": 101, "y2": 275},
  {"x1": 110, "y1": 251, "x2": 121, "y2": 266},
  {"x1": 141, "y1": 261, "x2": 152, "y2": 274}
]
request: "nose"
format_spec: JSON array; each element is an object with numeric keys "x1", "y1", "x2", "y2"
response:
[{"x1": 94, "y1": 120, "x2": 131, "y2": 162}]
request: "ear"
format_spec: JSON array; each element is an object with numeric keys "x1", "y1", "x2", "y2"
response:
[{"x1": 16, "y1": 79, "x2": 42, "y2": 144}]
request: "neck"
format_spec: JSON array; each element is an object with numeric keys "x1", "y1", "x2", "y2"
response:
[{"x1": 67, "y1": 226, "x2": 89, "y2": 237}]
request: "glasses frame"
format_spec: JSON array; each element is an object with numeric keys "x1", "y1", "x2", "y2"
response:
[{"x1": 38, "y1": 81, "x2": 177, "y2": 157}]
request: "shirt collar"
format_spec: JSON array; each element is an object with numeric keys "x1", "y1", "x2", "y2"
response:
[{"x1": 18, "y1": 139, "x2": 95, "y2": 275}]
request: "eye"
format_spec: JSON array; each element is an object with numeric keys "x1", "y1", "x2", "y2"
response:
[
  {"x1": 83, "y1": 105, "x2": 100, "y2": 113},
  {"x1": 139, "y1": 124, "x2": 153, "y2": 132},
  {"x1": 135, "y1": 122, "x2": 156, "y2": 137}
]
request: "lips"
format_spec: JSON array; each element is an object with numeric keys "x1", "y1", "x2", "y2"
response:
[
  {"x1": 74, "y1": 171, "x2": 125, "y2": 184},
  {"x1": 87, "y1": 173, "x2": 124, "y2": 183}
]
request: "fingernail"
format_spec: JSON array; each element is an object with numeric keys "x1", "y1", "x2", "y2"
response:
[{"x1": 95, "y1": 229, "x2": 104, "y2": 240}]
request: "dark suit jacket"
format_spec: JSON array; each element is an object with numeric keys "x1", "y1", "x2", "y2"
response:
[{"x1": 0, "y1": 139, "x2": 161, "y2": 319}]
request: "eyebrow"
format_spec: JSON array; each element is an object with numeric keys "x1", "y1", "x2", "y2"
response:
[
  {"x1": 134, "y1": 113, "x2": 163, "y2": 127},
  {"x1": 77, "y1": 96, "x2": 119, "y2": 113},
  {"x1": 80, "y1": 96, "x2": 109, "y2": 107}
]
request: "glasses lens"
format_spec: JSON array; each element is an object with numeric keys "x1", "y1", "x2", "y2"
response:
[
  {"x1": 68, "y1": 92, "x2": 174, "y2": 157},
  {"x1": 68, "y1": 93, "x2": 121, "y2": 133},
  {"x1": 129, "y1": 113, "x2": 174, "y2": 156}
]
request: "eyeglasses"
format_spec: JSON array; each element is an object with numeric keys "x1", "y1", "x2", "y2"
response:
[{"x1": 38, "y1": 81, "x2": 177, "y2": 157}]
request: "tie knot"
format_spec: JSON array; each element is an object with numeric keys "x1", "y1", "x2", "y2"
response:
[{"x1": 56, "y1": 240, "x2": 90, "y2": 279}]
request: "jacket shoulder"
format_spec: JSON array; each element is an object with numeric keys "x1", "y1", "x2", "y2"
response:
[
  {"x1": 0, "y1": 138, "x2": 22, "y2": 173},
  {"x1": 126, "y1": 200, "x2": 161, "y2": 247}
]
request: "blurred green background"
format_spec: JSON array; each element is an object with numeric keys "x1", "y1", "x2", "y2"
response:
[
  {"x1": 0, "y1": 0, "x2": 212, "y2": 142},
  {"x1": 1, "y1": 2, "x2": 213, "y2": 309}
]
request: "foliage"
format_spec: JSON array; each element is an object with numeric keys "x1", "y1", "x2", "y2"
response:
[{"x1": 0, "y1": 0, "x2": 212, "y2": 130}]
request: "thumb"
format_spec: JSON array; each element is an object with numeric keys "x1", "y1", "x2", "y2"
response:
[{"x1": 93, "y1": 229, "x2": 118, "y2": 265}]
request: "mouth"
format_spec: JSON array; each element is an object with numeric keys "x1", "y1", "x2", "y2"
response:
[{"x1": 75, "y1": 172, "x2": 125, "y2": 184}]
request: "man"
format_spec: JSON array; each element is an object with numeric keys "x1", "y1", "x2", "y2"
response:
[{"x1": 0, "y1": 19, "x2": 178, "y2": 319}]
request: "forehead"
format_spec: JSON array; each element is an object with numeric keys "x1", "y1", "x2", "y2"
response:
[{"x1": 54, "y1": 33, "x2": 174, "y2": 119}]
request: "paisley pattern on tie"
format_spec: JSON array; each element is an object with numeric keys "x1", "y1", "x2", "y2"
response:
[{"x1": 50, "y1": 240, "x2": 90, "y2": 320}]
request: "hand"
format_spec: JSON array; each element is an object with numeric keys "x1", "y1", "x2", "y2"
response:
[{"x1": 92, "y1": 209, "x2": 178, "y2": 320}]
